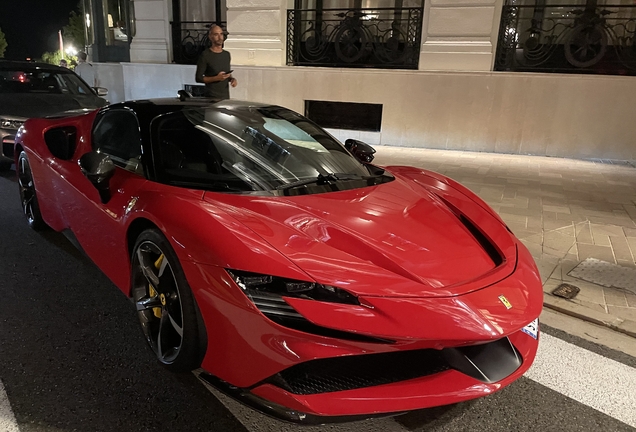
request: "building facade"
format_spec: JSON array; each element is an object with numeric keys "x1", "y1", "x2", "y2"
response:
[{"x1": 85, "y1": 0, "x2": 636, "y2": 160}]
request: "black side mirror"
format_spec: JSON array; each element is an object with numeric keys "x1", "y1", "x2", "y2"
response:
[
  {"x1": 79, "y1": 151, "x2": 116, "y2": 203},
  {"x1": 344, "y1": 139, "x2": 376, "y2": 163}
]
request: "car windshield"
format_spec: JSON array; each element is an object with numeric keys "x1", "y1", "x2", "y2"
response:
[
  {"x1": 153, "y1": 105, "x2": 392, "y2": 195},
  {"x1": 0, "y1": 68, "x2": 94, "y2": 96}
]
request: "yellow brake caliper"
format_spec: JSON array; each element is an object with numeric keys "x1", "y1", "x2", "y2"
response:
[{"x1": 150, "y1": 253, "x2": 165, "y2": 319}]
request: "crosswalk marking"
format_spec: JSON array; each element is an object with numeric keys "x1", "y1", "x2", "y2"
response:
[
  {"x1": 0, "y1": 379, "x2": 19, "y2": 432},
  {"x1": 525, "y1": 333, "x2": 636, "y2": 428}
]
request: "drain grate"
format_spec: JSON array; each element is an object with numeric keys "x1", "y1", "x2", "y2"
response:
[
  {"x1": 552, "y1": 283, "x2": 580, "y2": 299},
  {"x1": 568, "y1": 258, "x2": 636, "y2": 295}
]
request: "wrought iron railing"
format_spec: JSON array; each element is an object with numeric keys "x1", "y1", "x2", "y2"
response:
[
  {"x1": 171, "y1": 21, "x2": 227, "y2": 65},
  {"x1": 286, "y1": 7, "x2": 424, "y2": 69},
  {"x1": 495, "y1": 0, "x2": 636, "y2": 75}
]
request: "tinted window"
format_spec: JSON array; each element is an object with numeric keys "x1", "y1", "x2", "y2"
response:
[
  {"x1": 151, "y1": 106, "x2": 391, "y2": 195},
  {"x1": 93, "y1": 109, "x2": 144, "y2": 175},
  {"x1": 0, "y1": 68, "x2": 94, "y2": 95}
]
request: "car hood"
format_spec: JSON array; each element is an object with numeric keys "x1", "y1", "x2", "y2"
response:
[
  {"x1": 0, "y1": 94, "x2": 106, "y2": 118},
  {"x1": 204, "y1": 171, "x2": 517, "y2": 298}
]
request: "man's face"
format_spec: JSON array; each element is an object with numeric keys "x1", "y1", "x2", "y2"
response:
[{"x1": 209, "y1": 26, "x2": 224, "y2": 47}]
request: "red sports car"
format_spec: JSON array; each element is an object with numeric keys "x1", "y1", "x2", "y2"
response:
[{"x1": 15, "y1": 96, "x2": 542, "y2": 423}]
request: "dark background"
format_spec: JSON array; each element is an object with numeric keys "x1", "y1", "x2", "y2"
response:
[{"x1": 0, "y1": 0, "x2": 79, "y2": 60}]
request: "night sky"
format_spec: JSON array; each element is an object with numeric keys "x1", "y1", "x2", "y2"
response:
[{"x1": 0, "y1": 0, "x2": 80, "y2": 60}]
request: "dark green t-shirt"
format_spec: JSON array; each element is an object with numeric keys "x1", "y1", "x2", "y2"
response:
[{"x1": 195, "y1": 49, "x2": 232, "y2": 99}]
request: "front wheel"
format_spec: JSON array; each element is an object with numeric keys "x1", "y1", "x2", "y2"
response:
[
  {"x1": 17, "y1": 151, "x2": 47, "y2": 230},
  {"x1": 131, "y1": 229, "x2": 206, "y2": 372}
]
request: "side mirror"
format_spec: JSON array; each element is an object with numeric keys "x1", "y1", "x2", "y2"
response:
[
  {"x1": 93, "y1": 87, "x2": 108, "y2": 97},
  {"x1": 79, "y1": 151, "x2": 116, "y2": 203},
  {"x1": 344, "y1": 139, "x2": 376, "y2": 163}
]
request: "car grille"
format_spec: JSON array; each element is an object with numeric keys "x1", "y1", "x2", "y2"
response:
[
  {"x1": 265, "y1": 336, "x2": 523, "y2": 395},
  {"x1": 267, "y1": 348, "x2": 450, "y2": 395},
  {"x1": 2, "y1": 137, "x2": 15, "y2": 158}
]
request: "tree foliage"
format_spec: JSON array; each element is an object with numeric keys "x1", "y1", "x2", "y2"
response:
[
  {"x1": 40, "y1": 2, "x2": 83, "y2": 67},
  {"x1": 63, "y1": 6, "x2": 86, "y2": 50},
  {"x1": 0, "y1": 27, "x2": 7, "y2": 58},
  {"x1": 40, "y1": 50, "x2": 78, "y2": 68}
]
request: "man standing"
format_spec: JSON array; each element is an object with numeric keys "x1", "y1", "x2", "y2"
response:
[
  {"x1": 74, "y1": 52, "x2": 96, "y2": 87},
  {"x1": 195, "y1": 25, "x2": 237, "y2": 99}
]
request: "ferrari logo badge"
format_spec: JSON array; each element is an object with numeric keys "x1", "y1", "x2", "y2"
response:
[{"x1": 498, "y1": 295, "x2": 512, "y2": 309}]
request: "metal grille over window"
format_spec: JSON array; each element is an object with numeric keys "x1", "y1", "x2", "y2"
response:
[
  {"x1": 287, "y1": 2, "x2": 424, "y2": 69},
  {"x1": 494, "y1": 0, "x2": 636, "y2": 75}
]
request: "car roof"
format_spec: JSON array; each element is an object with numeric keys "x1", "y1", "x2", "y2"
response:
[
  {"x1": 0, "y1": 59, "x2": 68, "y2": 73},
  {"x1": 107, "y1": 98, "x2": 278, "y2": 119}
]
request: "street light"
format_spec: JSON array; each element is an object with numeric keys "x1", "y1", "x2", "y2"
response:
[{"x1": 66, "y1": 46, "x2": 77, "y2": 56}]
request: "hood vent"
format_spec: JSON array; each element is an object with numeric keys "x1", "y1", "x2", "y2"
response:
[{"x1": 439, "y1": 197, "x2": 503, "y2": 267}]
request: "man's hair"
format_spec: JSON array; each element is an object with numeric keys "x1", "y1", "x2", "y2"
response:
[
  {"x1": 209, "y1": 24, "x2": 223, "y2": 34},
  {"x1": 59, "y1": 59, "x2": 67, "y2": 65},
  {"x1": 78, "y1": 52, "x2": 87, "y2": 61}
]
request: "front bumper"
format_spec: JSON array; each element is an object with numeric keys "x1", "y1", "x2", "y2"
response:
[{"x1": 199, "y1": 328, "x2": 538, "y2": 423}]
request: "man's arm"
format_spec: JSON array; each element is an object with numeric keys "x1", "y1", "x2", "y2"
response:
[{"x1": 195, "y1": 55, "x2": 207, "y2": 83}]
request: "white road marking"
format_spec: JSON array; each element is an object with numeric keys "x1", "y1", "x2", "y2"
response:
[
  {"x1": 525, "y1": 333, "x2": 636, "y2": 428},
  {"x1": 0, "y1": 379, "x2": 19, "y2": 432}
]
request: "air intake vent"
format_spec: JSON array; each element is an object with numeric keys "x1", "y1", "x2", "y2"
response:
[
  {"x1": 458, "y1": 214, "x2": 503, "y2": 266},
  {"x1": 268, "y1": 348, "x2": 449, "y2": 394},
  {"x1": 438, "y1": 197, "x2": 503, "y2": 266}
]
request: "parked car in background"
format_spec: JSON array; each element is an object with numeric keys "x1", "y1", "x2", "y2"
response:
[
  {"x1": 14, "y1": 96, "x2": 543, "y2": 423},
  {"x1": 0, "y1": 60, "x2": 108, "y2": 170}
]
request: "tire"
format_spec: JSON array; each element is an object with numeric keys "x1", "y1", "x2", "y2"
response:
[
  {"x1": 131, "y1": 228, "x2": 207, "y2": 372},
  {"x1": 17, "y1": 151, "x2": 47, "y2": 231}
]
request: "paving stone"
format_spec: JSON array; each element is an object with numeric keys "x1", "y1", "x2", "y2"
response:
[
  {"x1": 576, "y1": 244, "x2": 616, "y2": 263},
  {"x1": 610, "y1": 236, "x2": 634, "y2": 262},
  {"x1": 604, "y1": 288, "x2": 628, "y2": 307},
  {"x1": 575, "y1": 223, "x2": 594, "y2": 245},
  {"x1": 544, "y1": 231, "x2": 576, "y2": 253},
  {"x1": 570, "y1": 298, "x2": 609, "y2": 315},
  {"x1": 607, "y1": 305, "x2": 636, "y2": 321},
  {"x1": 543, "y1": 205, "x2": 571, "y2": 214}
]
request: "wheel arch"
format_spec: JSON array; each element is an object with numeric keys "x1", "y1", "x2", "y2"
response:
[
  {"x1": 126, "y1": 217, "x2": 161, "y2": 295},
  {"x1": 14, "y1": 143, "x2": 24, "y2": 166}
]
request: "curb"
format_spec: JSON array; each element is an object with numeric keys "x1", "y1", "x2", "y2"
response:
[{"x1": 543, "y1": 294, "x2": 636, "y2": 339}]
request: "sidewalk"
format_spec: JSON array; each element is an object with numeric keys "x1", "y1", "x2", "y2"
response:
[{"x1": 373, "y1": 145, "x2": 636, "y2": 338}]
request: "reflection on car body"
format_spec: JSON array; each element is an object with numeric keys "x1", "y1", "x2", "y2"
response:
[{"x1": 14, "y1": 95, "x2": 543, "y2": 424}]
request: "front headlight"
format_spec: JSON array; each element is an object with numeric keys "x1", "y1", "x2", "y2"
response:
[
  {"x1": 227, "y1": 269, "x2": 394, "y2": 343},
  {"x1": 227, "y1": 269, "x2": 359, "y2": 306},
  {"x1": 0, "y1": 119, "x2": 25, "y2": 130}
]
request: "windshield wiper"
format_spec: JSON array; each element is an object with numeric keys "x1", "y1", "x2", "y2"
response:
[{"x1": 276, "y1": 172, "x2": 384, "y2": 192}]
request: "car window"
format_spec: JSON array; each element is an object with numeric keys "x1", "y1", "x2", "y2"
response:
[
  {"x1": 151, "y1": 107, "x2": 391, "y2": 195},
  {"x1": 92, "y1": 109, "x2": 144, "y2": 175},
  {"x1": 0, "y1": 69, "x2": 94, "y2": 95}
]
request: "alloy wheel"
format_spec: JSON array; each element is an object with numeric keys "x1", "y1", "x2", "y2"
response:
[{"x1": 132, "y1": 240, "x2": 185, "y2": 365}]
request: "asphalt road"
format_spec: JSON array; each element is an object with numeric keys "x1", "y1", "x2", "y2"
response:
[{"x1": 0, "y1": 168, "x2": 635, "y2": 432}]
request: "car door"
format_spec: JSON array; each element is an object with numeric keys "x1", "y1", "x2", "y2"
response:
[{"x1": 57, "y1": 108, "x2": 149, "y2": 291}]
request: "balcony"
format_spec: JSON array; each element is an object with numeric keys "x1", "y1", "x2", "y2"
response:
[
  {"x1": 495, "y1": 0, "x2": 636, "y2": 75},
  {"x1": 286, "y1": 7, "x2": 424, "y2": 69}
]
